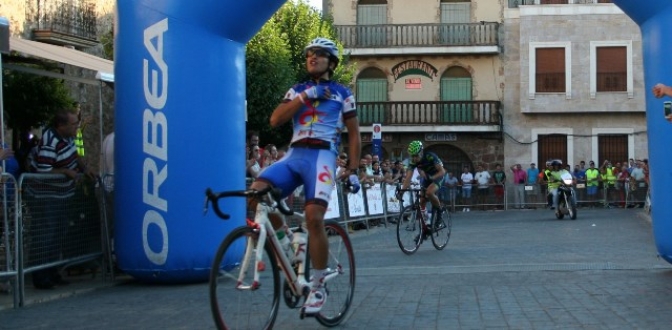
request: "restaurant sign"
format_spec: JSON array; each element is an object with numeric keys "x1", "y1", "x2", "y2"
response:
[{"x1": 391, "y1": 60, "x2": 438, "y2": 82}]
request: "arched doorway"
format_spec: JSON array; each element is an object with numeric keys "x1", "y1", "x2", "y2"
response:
[{"x1": 424, "y1": 143, "x2": 472, "y2": 175}]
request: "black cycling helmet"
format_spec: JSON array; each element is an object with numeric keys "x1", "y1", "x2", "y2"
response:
[{"x1": 551, "y1": 159, "x2": 563, "y2": 167}]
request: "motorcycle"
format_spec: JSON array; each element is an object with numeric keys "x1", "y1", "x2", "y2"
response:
[{"x1": 554, "y1": 172, "x2": 577, "y2": 220}]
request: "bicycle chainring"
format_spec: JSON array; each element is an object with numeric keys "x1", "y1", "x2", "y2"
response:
[{"x1": 283, "y1": 280, "x2": 301, "y2": 308}]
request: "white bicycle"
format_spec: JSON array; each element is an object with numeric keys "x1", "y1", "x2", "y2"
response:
[{"x1": 203, "y1": 186, "x2": 356, "y2": 329}]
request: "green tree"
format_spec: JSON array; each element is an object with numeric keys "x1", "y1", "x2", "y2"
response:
[
  {"x1": 245, "y1": 21, "x2": 295, "y2": 145},
  {"x1": 100, "y1": 28, "x2": 114, "y2": 60},
  {"x1": 246, "y1": 0, "x2": 356, "y2": 146},
  {"x1": 2, "y1": 66, "x2": 74, "y2": 156}
]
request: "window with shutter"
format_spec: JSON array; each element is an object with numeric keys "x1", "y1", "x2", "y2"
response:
[
  {"x1": 536, "y1": 48, "x2": 566, "y2": 93},
  {"x1": 356, "y1": 68, "x2": 388, "y2": 124},
  {"x1": 596, "y1": 46, "x2": 626, "y2": 92},
  {"x1": 357, "y1": 3, "x2": 387, "y2": 47},
  {"x1": 440, "y1": 66, "x2": 473, "y2": 123}
]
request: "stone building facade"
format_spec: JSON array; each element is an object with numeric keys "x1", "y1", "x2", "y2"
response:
[
  {"x1": 502, "y1": 2, "x2": 647, "y2": 169},
  {"x1": 327, "y1": 0, "x2": 505, "y2": 173},
  {"x1": 326, "y1": 0, "x2": 647, "y2": 175}
]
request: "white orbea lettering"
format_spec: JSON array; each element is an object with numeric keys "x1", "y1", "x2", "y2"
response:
[
  {"x1": 143, "y1": 18, "x2": 169, "y2": 109},
  {"x1": 142, "y1": 18, "x2": 169, "y2": 265},
  {"x1": 143, "y1": 158, "x2": 168, "y2": 211},
  {"x1": 142, "y1": 210, "x2": 169, "y2": 265},
  {"x1": 143, "y1": 109, "x2": 168, "y2": 160}
]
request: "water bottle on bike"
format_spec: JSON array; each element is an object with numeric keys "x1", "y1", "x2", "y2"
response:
[
  {"x1": 292, "y1": 230, "x2": 307, "y2": 265},
  {"x1": 277, "y1": 223, "x2": 294, "y2": 259}
]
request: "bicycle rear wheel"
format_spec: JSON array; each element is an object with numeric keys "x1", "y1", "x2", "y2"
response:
[
  {"x1": 430, "y1": 208, "x2": 452, "y2": 250},
  {"x1": 396, "y1": 205, "x2": 421, "y2": 255},
  {"x1": 209, "y1": 226, "x2": 280, "y2": 330},
  {"x1": 304, "y1": 220, "x2": 356, "y2": 327}
]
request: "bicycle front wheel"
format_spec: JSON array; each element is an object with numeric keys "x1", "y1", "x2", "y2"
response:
[
  {"x1": 209, "y1": 226, "x2": 280, "y2": 330},
  {"x1": 396, "y1": 205, "x2": 421, "y2": 255},
  {"x1": 304, "y1": 220, "x2": 356, "y2": 327},
  {"x1": 430, "y1": 208, "x2": 452, "y2": 250}
]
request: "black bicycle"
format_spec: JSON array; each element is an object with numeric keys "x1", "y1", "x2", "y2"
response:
[{"x1": 396, "y1": 188, "x2": 452, "y2": 255}]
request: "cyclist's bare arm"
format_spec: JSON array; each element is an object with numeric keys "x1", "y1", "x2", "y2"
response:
[
  {"x1": 401, "y1": 168, "x2": 414, "y2": 190},
  {"x1": 270, "y1": 94, "x2": 306, "y2": 127}
]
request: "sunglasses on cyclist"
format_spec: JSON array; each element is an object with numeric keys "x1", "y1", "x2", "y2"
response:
[{"x1": 305, "y1": 48, "x2": 330, "y2": 58}]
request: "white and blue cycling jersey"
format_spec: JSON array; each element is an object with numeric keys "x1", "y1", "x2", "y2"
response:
[
  {"x1": 257, "y1": 79, "x2": 357, "y2": 207},
  {"x1": 283, "y1": 80, "x2": 357, "y2": 153}
]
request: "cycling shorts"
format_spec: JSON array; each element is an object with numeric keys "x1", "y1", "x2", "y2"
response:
[
  {"x1": 256, "y1": 147, "x2": 336, "y2": 207},
  {"x1": 422, "y1": 176, "x2": 445, "y2": 191}
]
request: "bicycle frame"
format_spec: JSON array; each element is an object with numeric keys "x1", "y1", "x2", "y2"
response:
[
  {"x1": 240, "y1": 201, "x2": 310, "y2": 297},
  {"x1": 403, "y1": 188, "x2": 431, "y2": 231}
]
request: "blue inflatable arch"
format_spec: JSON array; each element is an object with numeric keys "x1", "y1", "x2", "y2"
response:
[
  {"x1": 614, "y1": 0, "x2": 672, "y2": 264},
  {"x1": 115, "y1": 0, "x2": 287, "y2": 282}
]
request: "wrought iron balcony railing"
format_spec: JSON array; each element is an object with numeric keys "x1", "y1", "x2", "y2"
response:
[
  {"x1": 508, "y1": 0, "x2": 612, "y2": 8},
  {"x1": 32, "y1": 0, "x2": 98, "y2": 48},
  {"x1": 357, "y1": 101, "x2": 501, "y2": 126},
  {"x1": 335, "y1": 22, "x2": 499, "y2": 49}
]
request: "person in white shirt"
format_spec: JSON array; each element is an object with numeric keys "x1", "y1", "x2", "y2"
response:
[
  {"x1": 474, "y1": 165, "x2": 491, "y2": 210},
  {"x1": 460, "y1": 166, "x2": 474, "y2": 212}
]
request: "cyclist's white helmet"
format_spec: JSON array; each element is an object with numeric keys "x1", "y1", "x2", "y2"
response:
[{"x1": 304, "y1": 37, "x2": 340, "y2": 66}]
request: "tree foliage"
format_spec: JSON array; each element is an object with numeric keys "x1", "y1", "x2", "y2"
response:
[
  {"x1": 100, "y1": 28, "x2": 114, "y2": 60},
  {"x1": 245, "y1": 21, "x2": 295, "y2": 145},
  {"x1": 2, "y1": 66, "x2": 74, "y2": 150},
  {"x1": 245, "y1": 0, "x2": 356, "y2": 146}
]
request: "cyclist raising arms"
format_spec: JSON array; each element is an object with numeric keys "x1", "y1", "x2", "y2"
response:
[
  {"x1": 248, "y1": 37, "x2": 361, "y2": 315},
  {"x1": 398, "y1": 141, "x2": 446, "y2": 222}
]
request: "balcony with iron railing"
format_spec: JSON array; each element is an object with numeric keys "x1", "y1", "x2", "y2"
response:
[
  {"x1": 508, "y1": 0, "x2": 612, "y2": 8},
  {"x1": 335, "y1": 22, "x2": 499, "y2": 55},
  {"x1": 356, "y1": 101, "x2": 501, "y2": 132},
  {"x1": 31, "y1": 0, "x2": 98, "y2": 48}
]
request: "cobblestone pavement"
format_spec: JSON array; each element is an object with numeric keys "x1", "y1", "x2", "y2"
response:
[{"x1": 2, "y1": 208, "x2": 672, "y2": 329}]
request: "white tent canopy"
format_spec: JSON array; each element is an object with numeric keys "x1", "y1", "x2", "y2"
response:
[{"x1": 8, "y1": 36, "x2": 114, "y2": 82}]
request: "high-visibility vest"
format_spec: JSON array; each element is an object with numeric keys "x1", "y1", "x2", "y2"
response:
[
  {"x1": 605, "y1": 167, "x2": 616, "y2": 184},
  {"x1": 548, "y1": 170, "x2": 562, "y2": 189},
  {"x1": 75, "y1": 129, "x2": 85, "y2": 157},
  {"x1": 585, "y1": 168, "x2": 599, "y2": 186}
]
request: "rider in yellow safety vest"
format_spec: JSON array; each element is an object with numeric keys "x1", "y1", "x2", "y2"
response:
[{"x1": 547, "y1": 159, "x2": 571, "y2": 216}]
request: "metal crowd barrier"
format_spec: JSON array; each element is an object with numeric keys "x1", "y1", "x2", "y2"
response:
[
  {"x1": 0, "y1": 173, "x2": 20, "y2": 307},
  {"x1": 254, "y1": 179, "x2": 406, "y2": 231},
  {"x1": 433, "y1": 181, "x2": 649, "y2": 211},
  {"x1": 501, "y1": 181, "x2": 650, "y2": 209},
  {"x1": 0, "y1": 173, "x2": 112, "y2": 308},
  {"x1": 439, "y1": 183, "x2": 507, "y2": 212}
]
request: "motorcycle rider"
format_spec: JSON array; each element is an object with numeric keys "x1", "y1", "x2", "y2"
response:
[{"x1": 547, "y1": 159, "x2": 572, "y2": 217}]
